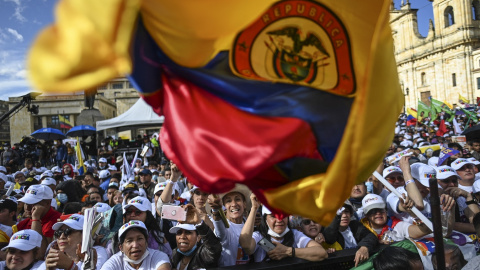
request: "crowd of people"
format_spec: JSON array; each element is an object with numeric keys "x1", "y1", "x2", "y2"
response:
[{"x1": 1, "y1": 111, "x2": 480, "y2": 269}]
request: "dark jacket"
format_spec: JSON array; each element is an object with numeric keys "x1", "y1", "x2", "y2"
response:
[
  {"x1": 171, "y1": 222, "x2": 221, "y2": 270},
  {"x1": 323, "y1": 215, "x2": 378, "y2": 251}
]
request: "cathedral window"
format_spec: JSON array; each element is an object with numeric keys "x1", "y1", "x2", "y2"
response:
[
  {"x1": 452, "y1": 73, "x2": 457, "y2": 87},
  {"x1": 477, "y1": 78, "x2": 480, "y2": 89},
  {"x1": 473, "y1": 0, "x2": 480, "y2": 20},
  {"x1": 444, "y1": 6, "x2": 455, "y2": 27},
  {"x1": 421, "y1": 72, "x2": 427, "y2": 86}
]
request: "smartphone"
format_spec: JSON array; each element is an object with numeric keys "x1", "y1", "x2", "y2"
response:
[
  {"x1": 258, "y1": 237, "x2": 276, "y2": 252},
  {"x1": 161, "y1": 205, "x2": 187, "y2": 221}
]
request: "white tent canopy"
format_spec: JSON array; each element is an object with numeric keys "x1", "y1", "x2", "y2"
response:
[{"x1": 96, "y1": 98, "x2": 164, "y2": 131}]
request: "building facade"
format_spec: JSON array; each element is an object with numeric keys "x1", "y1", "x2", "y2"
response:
[{"x1": 390, "y1": 0, "x2": 480, "y2": 109}]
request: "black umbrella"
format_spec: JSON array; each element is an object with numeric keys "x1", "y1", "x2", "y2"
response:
[{"x1": 462, "y1": 124, "x2": 480, "y2": 140}]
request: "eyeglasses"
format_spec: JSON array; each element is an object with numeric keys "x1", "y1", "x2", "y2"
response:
[
  {"x1": 125, "y1": 209, "x2": 143, "y2": 216},
  {"x1": 301, "y1": 219, "x2": 315, "y2": 226},
  {"x1": 368, "y1": 208, "x2": 386, "y2": 215},
  {"x1": 440, "y1": 178, "x2": 458, "y2": 184},
  {"x1": 54, "y1": 228, "x2": 79, "y2": 238},
  {"x1": 386, "y1": 176, "x2": 404, "y2": 183},
  {"x1": 193, "y1": 190, "x2": 209, "y2": 196}
]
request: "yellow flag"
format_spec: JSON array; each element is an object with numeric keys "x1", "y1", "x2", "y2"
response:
[{"x1": 459, "y1": 94, "x2": 470, "y2": 104}]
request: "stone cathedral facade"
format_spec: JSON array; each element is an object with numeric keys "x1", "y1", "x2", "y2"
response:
[{"x1": 390, "y1": 0, "x2": 480, "y2": 110}]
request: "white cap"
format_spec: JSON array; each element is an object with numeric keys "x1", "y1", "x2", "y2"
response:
[
  {"x1": 169, "y1": 223, "x2": 197, "y2": 234},
  {"x1": 154, "y1": 182, "x2": 168, "y2": 195},
  {"x1": 123, "y1": 196, "x2": 152, "y2": 213},
  {"x1": 428, "y1": 157, "x2": 439, "y2": 167},
  {"x1": 51, "y1": 166, "x2": 62, "y2": 174},
  {"x1": 382, "y1": 166, "x2": 403, "y2": 178},
  {"x1": 473, "y1": 181, "x2": 480, "y2": 193},
  {"x1": 41, "y1": 177, "x2": 56, "y2": 186},
  {"x1": 13, "y1": 171, "x2": 25, "y2": 179},
  {"x1": 94, "y1": 202, "x2": 112, "y2": 213},
  {"x1": 0, "y1": 173, "x2": 7, "y2": 183},
  {"x1": 468, "y1": 158, "x2": 480, "y2": 166},
  {"x1": 99, "y1": 170, "x2": 111, "y2": 179},
  {"x1": 40, "y1": 170, "x2": 53, "y2": 178},
  {"x1": 410, "y1": 163, "x2": 423, "y2": 180},
  {"x1": 0, "y1": 166, "x2": 7, "y2": 174},
  {"x1": 362, "y1": 194, "x2": 386, "y2": 215},
  {"x1": 435, "y1": 166, "x2": 461, "y2": 180},
  {"x1": 1, "y1": 230, "x2": 42, "y2": 251},
  {"x1": 108, "y1": 165, "x2": 117, "y2": 171},
  {"x1": 99, "y1": 158, "x2": 107, "y2": 163},
  {"x1": 417, "y1": 165, "x2": 436, "y2": 187},
  {"x1": 118, "y1": 220, "x2": 148, "y2": 239},
  {"x1": 451, "y1": 158, "x2": 474, "y2": 171},
  {"x1": 18, "y1": 185, "x2": 54, "y2": 204},
  {"x1": 52, "y1": 214, "x2": 84, "y2": 231},
  {"x1": 262, "y1": 205, "x2": 272, "y2": 216}
]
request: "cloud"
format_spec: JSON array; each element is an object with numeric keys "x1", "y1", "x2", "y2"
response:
[
  {"x1": 6, "y1": 28, "x2": 23, "y2": 42},
  {"x1": 4, "y1": 0, "x2": 27, "y2": 23},
  {"x1": 0, "y1": 80, "x2": 31, "y2": 101}
]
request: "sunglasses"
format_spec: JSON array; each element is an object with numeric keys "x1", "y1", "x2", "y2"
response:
[
  {"x1": 368, "y1": 208, "x2": 386, "y2": 215},
  {"x1": 125, "y1": 209, "x2": 143, "y2": 216},
  {"x1": 54, "y1": 228, "x2": 79, "y2": 238},
  {"x1": 193, "y1": 190, "x2": 209, "y2": 196},
  {"x1": 301, "y1": 219, "x2": 315, "y2": 226},
  {"x1": 386, "y1": 176, "x2": 404, "y2": 183},
  {"x1": 440, "y1": 178, "x2": 458, "y2": 184}
]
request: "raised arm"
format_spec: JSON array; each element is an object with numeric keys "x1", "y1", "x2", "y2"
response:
[
  {"x1": 399, "y1": 156, "x2": 424, "y2": 210},
  {"x1": 239, "y1": 193, "x2": 260, "y2": 255}
]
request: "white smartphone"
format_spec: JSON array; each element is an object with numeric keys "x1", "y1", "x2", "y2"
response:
[{"x1": 258, "y1": 237, "x2": 276, "y2": 252}]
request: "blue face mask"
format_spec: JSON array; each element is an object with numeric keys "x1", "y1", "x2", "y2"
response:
[
  {"x1": 176, "y1": 244, "x2": 197, "y2": 256},
  {"x1": 57, "y1": 193, "x2": 68, "y2": 204},
  {"x1": 365, "y1": 182, "x2": 374, "y2": 193}
]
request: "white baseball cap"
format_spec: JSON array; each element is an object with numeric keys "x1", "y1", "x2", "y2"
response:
[
  {"x1": 428, "y1": 157, "x2": 439, "y2": 167},
  {"x1": 94, "y1": 202, "x2": 112, "y2": 213},
  {"x1": 51, "y1": 166, "x2": 62, "y2": 174},
  {"x1": 41, "y1": 177, "x2": 56, "y2": 186},
  {"x1": 0, "y1": 166, "x2": 7, "y2": 174},
  {"x1": 40, "y1": 171, "x2": 53, "y2": 179},
  {"x1": 0, "y1": 173, "x2": 7, "y2": 183},
  {"x1": 18, "y1": 185, "x2": 54, "y2": 204},
  {"x1": 417, "y1": 165, "x2": 436, "y2": 187},
  {"x1": 123, "y1": 196, "x2": 152, "y2": 213},
  {"x1": 108, "y1": 165, "x2": 117, "y2": 171},
  {"x1": 362, "y1": 194, "x2": 386, "y2": 215},
  {"x1": 169, "y1": 223, "x2": 197, "y2": 234},
  {"x1": 99, "y1": 158, "x2": 107, "y2": 163},
  {"x1": 13, "y1": 171, "x2": 25, "y2": 179},
  {"x1": 473, "y1": 181, "x2": 480, "y2": 193},
  {"x1": 451, "y1": 158, "x2": 474, "y2": 171},
  {"x1": 99, "y1": 170, "x2": 111, "y2": 179},
  {"x1": 154, "y1": 182, "x2": 168, "y2": 195},
  {"x1": 52, "y1": 214, "x2": 84, "y2": 231},
  {"x1": 1, "y1": 230, "x2": 42, "y2": 251},
  {"x1": 435, "y1": 166, "x2": 461, "y2": 180},
  {"x1": 382, "y1": 166, "x2": 403, "y2": 178},
  {"x1": 468, "y1": 158, "x2": 480, "y2": 166},
  {"x1": 410, "y1": 163, "x2": 423, "y2": 180},
  {"x1": 118, "y1": 220, "x2": 148, "y2": 239}
]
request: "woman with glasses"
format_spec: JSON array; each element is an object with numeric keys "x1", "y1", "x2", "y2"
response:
[
  {"x1": 102, "y1": 221, "x2": 171, "y2": 270},
  {"x1": 240, "y1": 194, "x2": 327, "y2": 263},
  {"x1": 43, "y1": 214, "x2": 108, "y2": 270},
  {"x1": 169, "y1": 205, "x2": 221, "y2": 270},
  {"x1": 188, "y1": 186, "x2": 214, "y2": 230},
  {"x1": 0, "y1": 229, "x2": 43, "y2": 270}
]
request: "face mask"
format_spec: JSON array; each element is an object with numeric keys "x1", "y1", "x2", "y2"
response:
[
  {"x1": 57, "y1": 193, "x2": 68, "y2": 204},
  {"x1": 123, "y1": 249, "x2": 149, "y2": 264},
  {"x1": 176, "y1": 244, "x2": 198, "y2": 256},
  {"x1": 365, "y1": 182, "x2": 374, "y2": 193},
  {"x1": 267, "y1": 223, "x2": 290, "y2": 238}
]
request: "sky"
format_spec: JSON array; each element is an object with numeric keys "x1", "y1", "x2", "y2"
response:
[{"x1": 0, "y1": 0, "x2": 434, "y2": 102}]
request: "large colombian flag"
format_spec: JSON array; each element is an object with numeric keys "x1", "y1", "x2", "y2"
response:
[{"x1": 27, "y1": 0, "x2": 403, "y2": 224}]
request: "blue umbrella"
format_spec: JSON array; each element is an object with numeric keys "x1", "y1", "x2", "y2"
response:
[
  {"x1": 66, "y1": 125, "x2": 97, "y2": 137},
  {"x1": 31, "y1": 128, "x2": 66, "y2": 141}
]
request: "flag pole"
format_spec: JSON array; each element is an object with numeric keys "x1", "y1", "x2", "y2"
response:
[{"x1": 429, "y1": 177, "x2": 446, "y2": 270}]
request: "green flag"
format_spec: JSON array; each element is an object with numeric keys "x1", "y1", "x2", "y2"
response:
[
  {"x1": 462, "y1": 108, "x2": 478, "y2": 123},
  {"x1": 431, "y1": 98, "x2": 455, "y2": 122},
  {"x1": 417, "y1": 100, "x2": 434, "y2": 122}
]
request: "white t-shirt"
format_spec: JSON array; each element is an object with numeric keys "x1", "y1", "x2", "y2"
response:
[
  {"x1": 386, "y1": 186, "x2": 432, "y2": 224},
  {"x1": 458, "y1": 184, "x2": 473, "y2": 193},
  {"x1": 251, "y1": 229, "x2": 312, "y2": 262},
  {"x1": 339, "y1": 227, "x2": 357, "y2": 249},
  {"x1": 37, "y1": 246, "x2": 108, "y2": 270},
  {"x1": 390, "y1": 221, "x2": 411, "y2": 241},
  {"x1": 0, "y1": 260, "x2": 43, "y2": 270},
  {"x1": 100, "y1": 248, "x2": 170, "y2": 270},
  {"x1": 213, "y1": 220, "x2": 249, "y2": 266}
]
